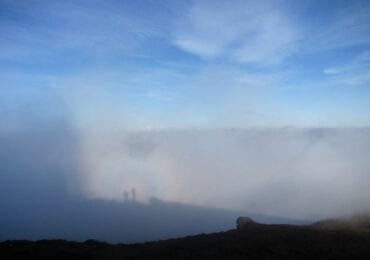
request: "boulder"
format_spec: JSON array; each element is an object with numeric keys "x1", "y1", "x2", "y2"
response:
[{"x1": 236, "y1": 216, "x2": 256, "y2": 229}]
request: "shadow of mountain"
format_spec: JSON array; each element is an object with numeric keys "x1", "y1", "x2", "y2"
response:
[
  {"x1": 0, "y1": 119, "x2": 309, "y2": 244},
  {"x1": 0, "y1": 194, "x2": 308, "y2": 243}
]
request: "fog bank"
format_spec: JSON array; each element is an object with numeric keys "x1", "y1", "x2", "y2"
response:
[
  {"x1": 80, "y1": 127, "x2": 370, "y2": 220},
  {"x1": 1, "y1": 118, "x2": 370, "y2": 241}
]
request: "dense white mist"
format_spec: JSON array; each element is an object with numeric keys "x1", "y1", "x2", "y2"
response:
[
  {"x1": 1, "y1": 87, "x2": 370, "y2": 222},
  {"x1": 79, "y1": 127, "x2": 370, "y2": 220},
  {"x1": 1, "y1": 88, "x2": 370, "y2": 243}
]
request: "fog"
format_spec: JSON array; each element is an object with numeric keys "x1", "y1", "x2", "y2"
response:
[
  {"x1": 1, "y1": 89, "x2": 370, "y2": 242},
  {"x1": 81, "y1": 127, "x2": 370, "y2": 219}
]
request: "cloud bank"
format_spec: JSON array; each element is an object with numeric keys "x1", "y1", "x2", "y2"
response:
[
  {"x1": 1, "y1": 87, "x2": 370, "y2": 242},
  {"x1": 79, "y1": 127, "x2": 370, "y2": 220}
]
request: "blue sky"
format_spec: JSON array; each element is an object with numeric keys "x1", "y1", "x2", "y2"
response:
[{"x1": 1, "y1": 0, "x2": 370, "y2": 129}]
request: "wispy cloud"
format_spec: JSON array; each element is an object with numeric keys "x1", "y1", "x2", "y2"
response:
[
  {"x1": 173, "y1": 0, "x2": 370, "y2": 66},
  {"x1": 1, "y1": 0, "x2": 369, "y2": 129},
  {"x1": 0, "y1": 0, "x2": 165, "y2": 61},
  {"x1": 173, "y1": 0, "x2": 299, "y2": 65},
  {"x1": 324, "y1": 50, "x2": 370, "y2": 86},
  {"x1": 304, "y1": 3, "x2": 370, "y2": 53}
]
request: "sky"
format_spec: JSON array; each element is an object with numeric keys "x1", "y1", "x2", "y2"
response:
[
  {"x1": 1, "y1": 0, "x2": 370, "y2": 242},
  {"x1": 1, "y1": 0, "x2": 370, "y2": 129}
]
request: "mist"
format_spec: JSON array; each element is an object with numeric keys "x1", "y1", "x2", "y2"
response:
[
  {"x1": 80, "y1": 127, "x2": 370, "y2": 219},
  {"x1": 1, "y1": 90, "x2": 370, "y2": 242}
]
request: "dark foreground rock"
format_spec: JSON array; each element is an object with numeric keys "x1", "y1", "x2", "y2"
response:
[{"x1": 2, "y1": 221, "x2": 370, "y2": 259}]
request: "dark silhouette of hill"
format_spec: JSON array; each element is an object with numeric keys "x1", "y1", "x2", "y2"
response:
[
  {"x1": 312, "y1": 214, "x2": 370, "y2": 233},
  {"x1": 2, "y1": 216, "x2": 370, "y2": 259}
]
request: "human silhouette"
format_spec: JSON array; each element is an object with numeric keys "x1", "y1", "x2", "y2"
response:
[
  {"x1": 123, "y1": 190, "x2": 129, "y2": 202},
  {"x1": 131, "y1": 188, "x2": 136, "y2": 202}
]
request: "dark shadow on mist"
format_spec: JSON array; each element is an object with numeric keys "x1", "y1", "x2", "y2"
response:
[
  {"x1": 0, "y1": 88, "x2": 306, "y2": 244},
  {"x1": 0, "y1": 194, "x2": 307, "y2": 243},
  {"x1": 0, "y1": 123, "x2": 304, "y2": 243}
]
